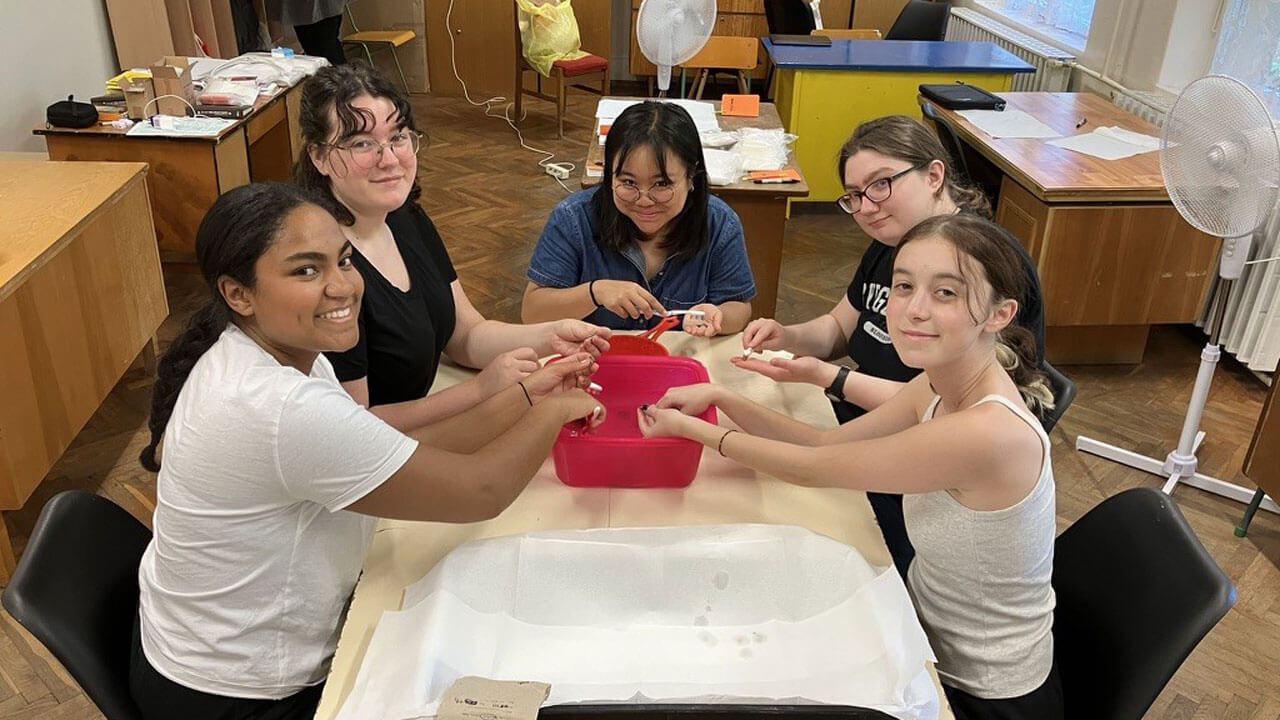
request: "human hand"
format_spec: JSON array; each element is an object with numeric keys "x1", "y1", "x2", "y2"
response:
[
  {"x1": 682, "y1": 303, "x2": 722, "y2": 337},
  {"x1": 521, "y1": 352, "x2": 597, "y2": 403},
  {"x1": 477, "y1": 347, "x2": 540, "y2": 398},
  {"x1": 730, "y1": 355, "x2": 831, "y2": 386},
  {"x1": 652, "y1": 383, "x2": 723, "y2": 417},
  {"x1": 593, "y1": 280, "x2": 667, "y2": 320},
  {"x1": 547, "y1": 319, "x2": 611, "y2": 358},
  {"x1": 554, "y1": 388, "x2": 606, "y2": 430},
  {"x1": 636, "y1": 404, "x2": 695, "y2": 439},
  {"x1": 740, "y1": 318, "x2": 789, "y2": 354}
]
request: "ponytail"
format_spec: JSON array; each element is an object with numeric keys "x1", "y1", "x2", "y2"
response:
[
  {"x1": 139, "y1": 303, "x2": 228, "y2": 471},
  {"x1": 996, "y1": 325, "x2": 1054, "y2": 419}
]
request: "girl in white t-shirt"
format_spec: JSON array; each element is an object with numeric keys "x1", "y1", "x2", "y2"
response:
[{"x1": 130, "y1": 183, "x2": 604, "y2": 720}]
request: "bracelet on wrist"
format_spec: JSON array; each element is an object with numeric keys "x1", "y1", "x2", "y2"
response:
[
  {"x1": 588, "y1": 280, "x2": 601, "y2": 308},
  {"x1": 517, "y1": 381, "x2": 533, "y2": 407},
  {"x1": 717, "y1": 429, "x2": 737, "y2": 457}
]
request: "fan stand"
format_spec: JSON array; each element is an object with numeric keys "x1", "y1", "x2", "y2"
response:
[{"x1": 1075, "y1": 234, "x2": 1280, "y2": 516}]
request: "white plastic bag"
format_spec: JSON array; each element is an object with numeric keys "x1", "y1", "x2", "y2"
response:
[
  {"x1": 704, "y1": 148, "x2": 745, "y2": 186},
  {"x1": 733, "y1": 127, "x2": 798, "y2": 171},
  {"x1": 335, "y1": 525, "x2": 940, "y2": 720}
]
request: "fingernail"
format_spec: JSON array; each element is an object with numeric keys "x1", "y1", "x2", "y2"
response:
[
  {"x1": 591, "y1": 406, "x2": 603, "y2": 421},
  {"x1": 639, "y1": 404, "x2": 649, "y2": 411},
  {"x1": 588, "y1": 382, "x2": 603, "y2": 393}
]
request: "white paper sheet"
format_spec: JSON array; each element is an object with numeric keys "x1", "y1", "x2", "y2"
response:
[
  {"x1": 597, "y1": 99, "x2": 721, "y2": 133},
  {"x1": 335, "y1": 525, "x2": 939, "y2": 720},
  {"x1": 1047, "y1": 126, "x2": 1161, "y2": 160},
  {"x1": 956, "y1": 109, "x2": 1060, "y2": 139}
]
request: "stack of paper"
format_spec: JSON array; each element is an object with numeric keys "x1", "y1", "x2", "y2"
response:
[
  {"x1": 596, "y1": 99, "x2": 721, "y2": 143},
  {"x1": 956, "y1": 109, "x2": 1060, "y2": 139},
  {"x1": 1048, "y1": 126, "x2": 1162, "y2": 160}
]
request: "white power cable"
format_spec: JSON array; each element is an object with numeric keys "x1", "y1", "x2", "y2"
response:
[{"x1": 445, "y1": 0, "x2": 574, "y2": 192}]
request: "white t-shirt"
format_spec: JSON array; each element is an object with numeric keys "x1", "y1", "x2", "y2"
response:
[{"x1": 138, "y1": 324, "x2": 418, "y2": 699}]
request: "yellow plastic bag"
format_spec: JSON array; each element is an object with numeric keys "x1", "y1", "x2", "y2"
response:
[{"x1": 516, "y1": 0, "x2": 589, "y2": 77}]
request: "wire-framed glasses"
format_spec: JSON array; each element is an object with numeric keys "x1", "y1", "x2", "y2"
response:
[
  {"x1": 613, "y1": 178, "x2": 681, "y2": 204},
  {"x1": 836, "y1": 162, "x2": 926, "y2": 214},
  {"x1": 325, "y1": 130, "x2": 423, "y2": 171}
]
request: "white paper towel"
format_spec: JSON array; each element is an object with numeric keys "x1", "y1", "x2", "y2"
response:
[{"x1": 334, "y1": 525, "x2": 940, "y2": 720}]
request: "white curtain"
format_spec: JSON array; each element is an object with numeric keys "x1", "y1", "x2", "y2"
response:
[{"x1": 1198, "y1": 0, "x2": 1280, "y2": 373}]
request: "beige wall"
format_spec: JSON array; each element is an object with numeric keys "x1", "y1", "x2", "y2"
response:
[{"x1": 2, "y1": 1, "x2": 119, "y2": 152}]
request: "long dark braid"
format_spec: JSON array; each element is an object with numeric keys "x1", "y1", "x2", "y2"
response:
[{"x1": 139, "y1": 183, "x2": 320, "y2": 471}]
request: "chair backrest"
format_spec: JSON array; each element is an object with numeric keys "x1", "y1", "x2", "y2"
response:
[
  {"x1": 2, "y1": 491, "x2": 151, "y2": 720},
  {"x1": 682, "y1": 36, "x2": 760, "y2": 71},
  {"x1": 812, "y1": 28, "x2": 883, "y2": 40},
  {"x1": 1053, "y1": 488, "x2": 1235, "y2": 720},
  {"x1": 885, "y1": 0, "x2": 951, "y2": 41},
  {"x1": 919, "y1": 101, "x2": 971, "y2": 180},
  {"x1": 1037, "y1": 360, "x2": 1076, "y2": 433},
  {"x1": 764, "y1": 0, "x2": 817, "y2": 35}
]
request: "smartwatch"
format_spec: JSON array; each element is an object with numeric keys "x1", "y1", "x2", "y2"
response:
[{"x1": 825, "y1": 365, "x2": 852, "y2": 402}]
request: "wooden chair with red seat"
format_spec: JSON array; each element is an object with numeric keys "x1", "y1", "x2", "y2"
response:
[{"x1": 513, "y1": 16, "x2": 610, "y2": 139}]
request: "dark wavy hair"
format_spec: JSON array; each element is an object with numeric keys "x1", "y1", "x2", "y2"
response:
[
  {"x1": 593, "y1": 101, "x2": 709, "y2": 259},
  {"x1": 294, "y1": 61, "x2": 423, "y2": 226},
  {"x1": 838, "y1": 115, "x2": 992, "y2": 218},
  {"x1": 896, "y1": 213, "x2": 1054, "y2": 416},
  {"x1": 139, "y1": 183, "x2": 321, "y2": 471}
]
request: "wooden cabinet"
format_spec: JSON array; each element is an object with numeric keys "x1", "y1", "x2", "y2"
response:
[{"x1": 0, "y1": 162, "x2": 168, "y2": 580}]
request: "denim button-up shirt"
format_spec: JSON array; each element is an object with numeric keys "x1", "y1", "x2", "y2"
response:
[{"x1": 527, "y1": 188, "x2": 757, "y2": 330}]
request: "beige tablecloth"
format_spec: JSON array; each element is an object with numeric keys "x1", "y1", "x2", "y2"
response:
[{"x1": 313, "y1": 332, "x2": 952, "y2": 719}]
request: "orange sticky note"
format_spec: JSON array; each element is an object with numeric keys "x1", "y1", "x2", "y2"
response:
[{"x1": 721, "y1": 94, "x2": 760, "y2": 117}]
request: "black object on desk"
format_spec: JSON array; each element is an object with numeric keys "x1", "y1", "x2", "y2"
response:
[
  {"x1": 919, "y1": 82, "x2": 1006, "y2": 111},
  {"x1": 769, "y1": 33, "x2": 832, "y2": 46}
]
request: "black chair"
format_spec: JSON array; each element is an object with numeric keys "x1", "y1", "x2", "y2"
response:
[
  {"x1": 920, "y1": 102, "x2": 970, "y2": 178},
  {"x1": 763, "y1": 0, "x2": 817, "y2": 35},
  {"x1": 1053, "y1": 488, "x2": 1235, "y2": 720},
  {"x1": 2, "y1": 491, "x2": 150, "y2": 720},
  {"x1": 885, "y1": 0, "x2": 951, "y2": 41},
  {"x1": 1038, "y1": 360, "x2": 1076, "y2": 433}
]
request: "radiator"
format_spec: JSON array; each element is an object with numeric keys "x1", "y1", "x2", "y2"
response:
[
  {"x1": 1109, "y1": 89, "x2": 1172, "y2": 127},
  {"x1": 945, "y1": 7, "x2": 1074, "y2": 92}
]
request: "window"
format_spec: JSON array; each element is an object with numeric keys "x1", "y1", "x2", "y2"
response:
[
  {"x1": 975, "y1": 0, "x2": 1097, "y2": 50},
  {"x1": 1212, "y1": 0, "x2": 1280, "y2": 110}
]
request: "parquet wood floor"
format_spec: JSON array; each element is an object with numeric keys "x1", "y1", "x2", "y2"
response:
[{"x1": 2, "y1": 92, "x2": 1277, "y2": 719}]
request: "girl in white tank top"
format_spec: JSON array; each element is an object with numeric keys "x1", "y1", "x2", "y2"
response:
[{"x1": 639, "y1": 214, "x2": 1063, "y2": 719}]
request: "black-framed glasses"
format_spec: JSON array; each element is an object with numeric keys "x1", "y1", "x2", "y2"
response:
[
  {"x1": 836, "y1": 162, "x2": 927, "y2": 214},
  {"x1": 324, "y1": 130, "x2": 423, "y2": 171},
  {"x1": 613, "y1": 178, "x2": 681, "y2": 204}
]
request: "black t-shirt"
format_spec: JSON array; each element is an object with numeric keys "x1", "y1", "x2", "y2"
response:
[
  {"x1": 326, "y1": 203, "x2": 458, "y2": 406},
  {"x1": 835, "y1": 229, "x2": 1046, "y2": 421}
]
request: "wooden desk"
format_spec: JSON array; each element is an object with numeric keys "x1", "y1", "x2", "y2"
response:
[
  {"x1": 313, "y1": 334, "x2": 952, "y2": 720},
  {"x1": 1242, "y1": 379, "x2": 1280, "y2": 511},
  {"x1": 34, "y1": 82, "x2": 304, "y2": 262},
  {"x1": 928, "y1": 92, "x2": 1220, "y2": 364},
  {"x1": 764, "y1": 39, "x2": 1035, "y2": 203},
  {"x1": 0, "y1": 162, "x2": 168, "y2": 581},
  {"x1": 583, "y1": 99, "x2": 809, "y2": 320}
]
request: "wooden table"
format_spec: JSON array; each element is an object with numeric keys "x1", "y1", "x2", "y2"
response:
[
  {"x1": 0, "y1": 161, "x2": 168, "y2": 581},
  {"x1": 313, "y1": 333, "x2": 952, "y2": 720},
  {"x1": 927, "y1": 92, "x2": 1220, "y2": 364},
  {"x1": 582, "y1": 99, "x2": 809, "y2": 320},
  {"x1": 764, "y1": 40, "x2": 1035, "y2": 203},
  {"x1": 34, "y1": 81, "x2": 304, "y2": 262}
]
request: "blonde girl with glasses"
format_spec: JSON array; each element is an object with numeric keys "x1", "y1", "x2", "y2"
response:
[
  {"x1": 733, "y1": 115, "x2": 1046, "y2": 579},
  {"x1": 296, "y1": 62, "x2": 611, "y2": 433},
  {"x1": 521, "y1": 101, "x2": 756, "y2": 336}
]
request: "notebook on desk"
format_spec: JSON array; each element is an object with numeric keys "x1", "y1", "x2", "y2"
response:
[{"x1": 769, "y1": 34, "x2": 832, "y2": 46}]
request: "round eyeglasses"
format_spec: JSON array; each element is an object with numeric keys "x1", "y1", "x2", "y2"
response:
[
  {"x1": 613, "y1": 178, "x2": 680, "y2": 204},
  {"x1": 325, "y1": 130, "x2": 423, "y2": 171},
  {"x1": 836, "y1": 162, "x2": 926, "y2": 214}
]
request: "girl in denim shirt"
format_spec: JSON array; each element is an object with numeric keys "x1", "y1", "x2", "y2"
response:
[{"x1": 522, "y1": 101, "x2": 756, "y2": 336}]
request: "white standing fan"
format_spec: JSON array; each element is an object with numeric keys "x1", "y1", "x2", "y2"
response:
[
  {"x1": 636, "y1": 0, "x2": 716, "y2": 93},
  {"x1": 1076, "y1": 75, "x2": 1280, "y2": 516}
]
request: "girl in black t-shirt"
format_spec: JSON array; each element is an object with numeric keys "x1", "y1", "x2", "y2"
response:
[
  {"x1": 733, "y1": 115, "x2": 1045, "y2": 578},
  {"x1": 295, "y1": 62, "x2": 611, "y2": 429}
]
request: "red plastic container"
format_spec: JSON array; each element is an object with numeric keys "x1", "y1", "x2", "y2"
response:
[
  {"x1": 603, "y1": 315, "x2": 679, "y2": 357},
  {"x1": 553, "y1": 354, "x2": 716, "y2": 488}
]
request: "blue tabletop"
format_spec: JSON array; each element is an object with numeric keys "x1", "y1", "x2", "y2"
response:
[{"x1": 762, "y1": 39, "x2": 1036, "y2": 73}]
